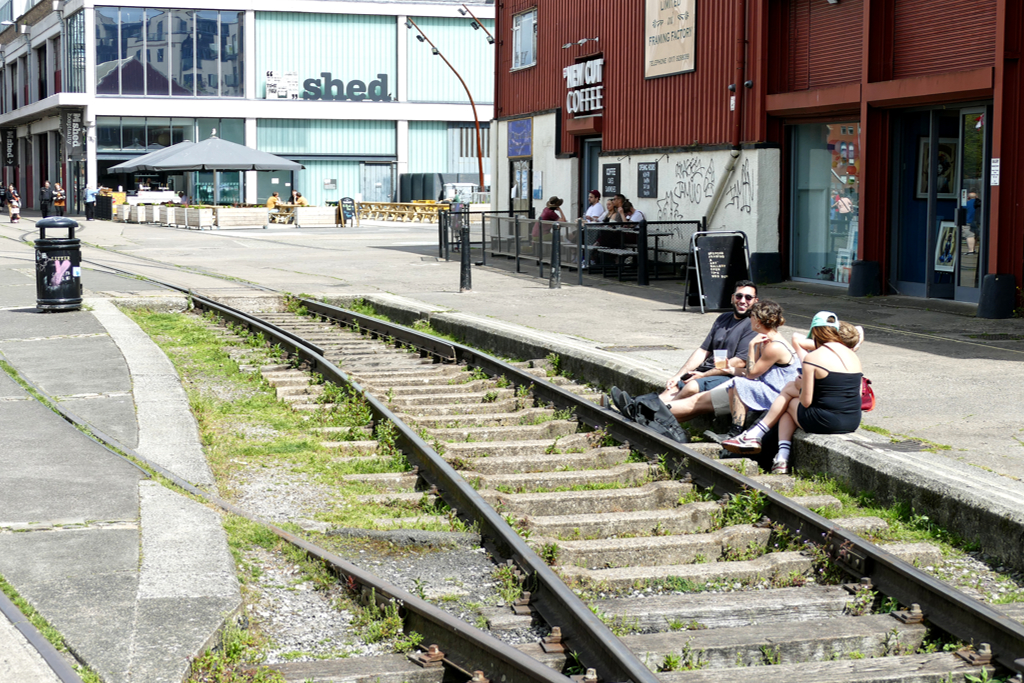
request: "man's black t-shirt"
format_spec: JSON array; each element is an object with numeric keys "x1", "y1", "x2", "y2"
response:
[{"x1": 695, "y1": 312, "x2": 757, "y2": 372}]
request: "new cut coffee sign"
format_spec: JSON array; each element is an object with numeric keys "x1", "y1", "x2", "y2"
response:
[{"x1": 645, "y1": 0, "x2": 696, "y2": 79}]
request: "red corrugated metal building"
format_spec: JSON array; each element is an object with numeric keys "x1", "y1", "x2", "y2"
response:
[{"x1": 493, "y1": 0, "x2": 1024, "y2": 312}]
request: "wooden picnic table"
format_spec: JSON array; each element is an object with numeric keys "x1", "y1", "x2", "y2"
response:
[
  {"x1": 357, "y1": 202, "x2": 444, "y2": 223},
  {"x1": 270, "y1": 203, "x2": 298, "y2": 224}
]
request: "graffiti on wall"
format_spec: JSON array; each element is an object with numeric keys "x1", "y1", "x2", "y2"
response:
[
  {"x1": 655, "y1": 155, "x2": 755, "y2": 220},
  {"x1": 724, "y1": 158, "x2": 753, "y2": 214}
]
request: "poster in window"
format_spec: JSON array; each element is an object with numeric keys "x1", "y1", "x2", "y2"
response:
[
  {"x1": 645, "y1": 0, "x2": 697, "y2": 79},
  {"x1": 934, "y1": 220, "x2": 957, "y2": 273},
  {"x1": 916, "y1": 138, "x2": 959, "y2": 200},
  {"x1": 508, "y1": 118, "x2": 532, "y2": 158}
]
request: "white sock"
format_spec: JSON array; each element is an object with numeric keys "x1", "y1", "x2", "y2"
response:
[
  {"x1": 775, "y1": 440, "x2": 792, "y2": 462},
  {"x1": 751, "y1": 421, "x2": 770, "y2": 438}
]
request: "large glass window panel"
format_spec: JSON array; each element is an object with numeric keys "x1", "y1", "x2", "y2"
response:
[
  {"x1": 145, "y1": 9, "x2": 169, "y2": 96},
  {"x1": 171, "y1": 9, "x2": 194, "y2": 95},
  {"x1": 197, "y1": 118, "x2": 217, "y2": 141},
  {"x1": 959, "y1": 112, "x2": 985, "y2": 289},
  {"x1": 218, "y1": 171, "x2": 241, "y2": 204},
  {"x1": 195, "y1": 10, "x2": 219, "y2": 96},
  {"x1": 147, "y1": 117, "x2": 170, "y2": 149},
  {"x1": 95, "y1": 7, "x2": 120, "y2": 94},
  {"x1": 171, "y1": 118, "x2": 195, "y2": 144},
  {"x1": 122, "y1": 117, "x2": 146, "y2": 150},
  {"x1": 218, "y1": 119, "x2": 244, "y2": 144},
  {"x1": 791, "y1": 122, "x2": 861, "y2": 283},
  {"x1": 220, "y1": 11, "x2": 243, "y2": 97},
  {"x1": 96, "y1": 116, "x2": 121, "y2": 150},
  {"x1": 119, "y1": 8, "x2": 145, "y2": 95},
  {"x1": 65, "y1": 11, "x2": 87, "y2": 93},
  {"x1": 195, "y1": 171, "x2": 214, "y2": 204}
]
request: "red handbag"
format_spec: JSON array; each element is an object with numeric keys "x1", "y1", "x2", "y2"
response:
[{"x1": 861, "y1": 377, "x2": 875, "y2": 412}]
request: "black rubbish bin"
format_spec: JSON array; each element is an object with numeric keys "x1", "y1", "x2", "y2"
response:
[{"x1": 34, "y1": 217, "x2": 82, "y2": 312}]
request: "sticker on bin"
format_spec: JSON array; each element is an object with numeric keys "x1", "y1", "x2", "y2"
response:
[{"x1": 73, "y1": 267, "x2": 81, "y2": 277}]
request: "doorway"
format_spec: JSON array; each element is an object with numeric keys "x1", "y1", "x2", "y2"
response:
[
  {"x1": 510, "y1": 158, "x2": 532, "y2": 214},
  {"x1": 361, "y1": 163, "x2": 394, "y2": 202},
  {"x1": 891, "y1": 105, "x2": 990, "y2": 301},
  {"x1": 582, "y1": 138, "x2": 601, "y2": 207}
]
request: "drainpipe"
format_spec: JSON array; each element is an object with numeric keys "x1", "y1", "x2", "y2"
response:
[{"x1": 704, "y1": 0, "x2": 748, "y2": 227}]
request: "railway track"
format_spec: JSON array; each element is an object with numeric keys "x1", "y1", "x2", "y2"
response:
[
  {"x1": 6, "y1": 247, "x2": 1024, "y2": 682},
  {"x1": 182, "y1": 291, "x2": 1024, "y2": 683}
]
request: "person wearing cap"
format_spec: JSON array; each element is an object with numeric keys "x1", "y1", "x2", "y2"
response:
[
  {"x1": 583, "y1": 190, "x2": 604, "y2": 222},
  {"x1": 530, "y1": 196, "x2": 566, "y2": 245},
  {"x1": 723, "y1": 310, "x2": 863, "y2": 474},
  {"x1": 611, "y1": 280, "x2": 759, "y2": 422},
  {"x1": 792, "y1": 313, "x2": 864, "y2": 358}
]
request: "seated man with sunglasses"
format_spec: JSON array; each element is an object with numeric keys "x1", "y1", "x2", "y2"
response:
[{"x1": 659, "y1": 280, "x2": 759, "y2": 404}]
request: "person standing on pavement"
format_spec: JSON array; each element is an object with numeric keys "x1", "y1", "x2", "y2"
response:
[
  {"x1": 53, "y1": 183, "x2": 66, "y2": 217},
  {"x1": 7, "y1": 184, "x2": 20, "y2": 223},
  {"x1": 39, "y1": 180, "x2": 54, "y2": 218},
  {"x1": 85, "y1": 185, "x2": 97, "y2": 220}
]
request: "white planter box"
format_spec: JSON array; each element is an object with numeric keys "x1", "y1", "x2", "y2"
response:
[
  {"x1": 215, "y1": 207, "x2": 268, "y2": 227},
  {"x1": 116, "y1": 204, "x2": 130, "y2": 222},
  {"x1": 158, "y1": 205, "x2": 173, "y2": 225},
  {"x1": 174, "y1": 207, "x2": 214, "y2": 228},
  {"x1": 294, "y1": 206, "x2": 337, "y2": 227},
  {"x1": 143, "y1": 205, "x2": 160, "y2": 223}
]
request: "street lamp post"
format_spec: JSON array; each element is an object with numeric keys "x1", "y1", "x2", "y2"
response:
[
  {"x1": 405, "y1": 17, "x2": 485, "y2": 192},
  {"x1": 457, "y1": 4, "x2": 495, "y2": 42}
]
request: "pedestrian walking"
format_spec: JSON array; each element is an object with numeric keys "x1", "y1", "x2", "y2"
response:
[
  {"x1": 85, "y1": 185, "x2": 97, "y2": 221},
  {"x1": 53, "y1": 183, "x2": 66, "y2": 217},
  {"x1": 7, "y1": 184, "x2": 19, "y2": 223},
  {"x1": 39, "y1": 180, "x2": 54, "y2": 218}
]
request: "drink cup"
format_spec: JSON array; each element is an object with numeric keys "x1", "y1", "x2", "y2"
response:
[{"x1": 713, "y1": 350, "x2": 728, "y2": 370}]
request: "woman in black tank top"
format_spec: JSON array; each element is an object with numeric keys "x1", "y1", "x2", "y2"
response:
[{"x1": 723, "y1": 314, "x2": 862, "y2": 473}]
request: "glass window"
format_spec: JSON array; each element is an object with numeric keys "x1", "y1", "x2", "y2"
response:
[
  {"x1": 218, "y1": 118, "x2": 244, "y2": 144},
  {"x1": 65, "y1": 12, "x2": 86, "y2": 93},
  {"x1": 95, "y1": 7, "x2": 119, "y2": 94},
  {"x1": 220, "y1": 11, "x2": 243, "y2": 97},
  {"x1": 171, "y1": 118, "x2": 195, "y2": 144},
  {"x1": 147, "y1": 117, "x2": 170, "y2": 149},
  {"x1": 146, "y1": 9, "x2": 169, "y2": 96},
  {"x1": 122, "y1": 117, "x2": 146, "y2": 150},
  {"x1": 512, "y1": 9, "x2": 537, "y2": 70},
  {"x1": 195, "y1": 10, "x2": 219, "y2": 96},
  {"x1": 96, "y1": 116, "x2": 121, "y2": 150},
  {"x1": 171, "y1": 9, "x2": 194, "y2": 96},
  {"x1": 790, "y1": 122, "x2": 861, "y2": 283},
  {"x1": 197, "y1": 118, "x2": 217, "y2": 141},
  {"x1": 218, "y1": 171, "x2": 241, "y2": 204},
  {"x1": 119, "y1": 7, "x2": 145, "y2": 95}
]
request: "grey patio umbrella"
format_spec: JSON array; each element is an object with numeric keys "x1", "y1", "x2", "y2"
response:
[
  {"x1": 146, "y1": 136, "x2": 303, "y2": 172},
  {"x1": 107, "y1": 140, "x2": 196, "y2": 174}
]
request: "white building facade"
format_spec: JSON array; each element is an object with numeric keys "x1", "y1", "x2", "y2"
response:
[{"x1": 0, "y1": 0, "x2": 494, "y2": 211}]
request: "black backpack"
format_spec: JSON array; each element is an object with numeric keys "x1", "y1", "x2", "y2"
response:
[{"x1": 627, "y1": 393, "x2": 690, "y2": 444}]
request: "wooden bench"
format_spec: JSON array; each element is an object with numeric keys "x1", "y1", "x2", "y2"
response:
[{"x1": 357, "y1": 202, "x2": 443, "y2": 223}]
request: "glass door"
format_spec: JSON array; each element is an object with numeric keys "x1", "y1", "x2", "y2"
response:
[{"x1": 955, "y1": 108, "x2": 989, "y2": 302}]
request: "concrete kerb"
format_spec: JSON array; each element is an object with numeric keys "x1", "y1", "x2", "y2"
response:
[{"x1": 323, "y1": 291, "x2": 1024, "y2": 572}]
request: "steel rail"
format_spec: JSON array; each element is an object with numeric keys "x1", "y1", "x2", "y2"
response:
[
  {"x1": 6, "y1": 302, "x2": 572, "y2": 683},
  {"x1": 295, "y1": 297, "x2": 1024, "y2": 678},
  {"x1": 58, "y1": 254, "x2": 1024, "y2": 678},
  {"x1": 189, "y1": 294, "x2": 594, "y2": 683}
]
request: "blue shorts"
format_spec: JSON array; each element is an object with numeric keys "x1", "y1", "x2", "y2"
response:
[{"x1": 696, "y1": 375, "x2": 731, "y2": 392}]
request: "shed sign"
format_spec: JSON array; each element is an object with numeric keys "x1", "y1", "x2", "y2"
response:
[
  {"x1": 645, "y1": 0, "x2": 696, "y2": 78},
  {"x1": 563, "y1": 58, "x2": 604, "y2": 116}
]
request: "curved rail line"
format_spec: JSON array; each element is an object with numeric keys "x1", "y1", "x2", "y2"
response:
[
  {"x1": 7, "y1": 252, "x2": 1024, "y2": 679},
  {"x1": 224, "y1": 292, "x2": 1024, "y2": 678}
]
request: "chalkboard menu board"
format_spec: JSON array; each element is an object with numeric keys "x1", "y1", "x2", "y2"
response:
[
  {"x1": 637, "y1": 162, "x2": 658, "y2": 198},
  {"x1": 602, "y1": 164, "x2": 621, "y2": 197},
  {"x1": 693, "y1": 232, "x2": 749, "y2": 312},
  {"x1": 338, "y1": 197, "x2": 356, "y2": 226}
]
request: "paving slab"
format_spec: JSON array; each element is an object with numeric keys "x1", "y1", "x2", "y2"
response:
[
  {"x1": 0, "y1": 610, "x2": 61, "y2": 683},
  {"x1": 0, "y1": 368, "x2": 24, "y2": 399},
  {"x1": 0, "y1": 334, "x2": 131, "y2": 397},
  {"x1": 58, "y1": 394, "x2": 139, "y2": 449},
  {"x1": 0, "y1": 396, "x2": 145, "y2": 525}
]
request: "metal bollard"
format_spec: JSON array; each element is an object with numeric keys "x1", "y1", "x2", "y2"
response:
[
  {"x1": 460, "y1": 223, "x2": 472, "y2": 292},
  {"x1": 549, "y1": 224, "x2": 562, "y2": 289}
]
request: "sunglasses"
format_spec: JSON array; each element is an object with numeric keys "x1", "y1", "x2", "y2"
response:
[{"x1": 734, "y1": 293, "x2": 755, "y2": 302}]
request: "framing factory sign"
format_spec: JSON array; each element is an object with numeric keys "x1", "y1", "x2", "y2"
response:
[
  {"x1": 563, "y1": 58, "x2": 604, "y2": 116},
  {"x1": 645, "y1": 0, "x2": 696, "y2": 78}
]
